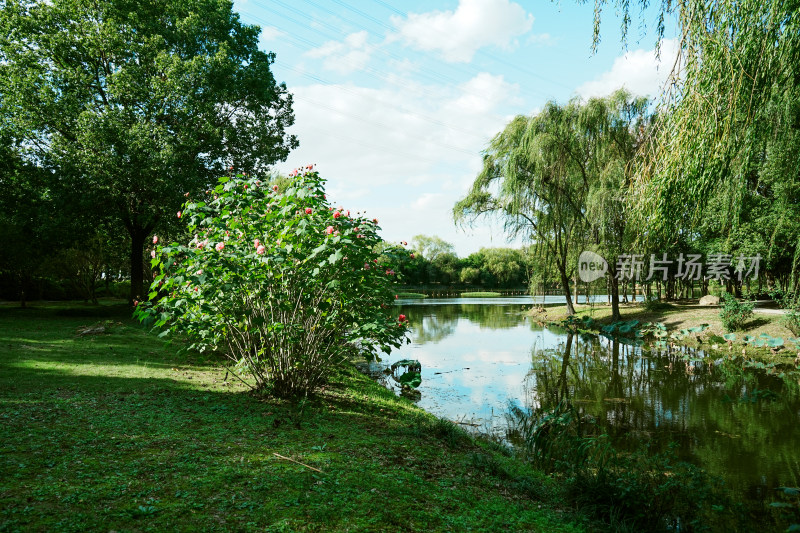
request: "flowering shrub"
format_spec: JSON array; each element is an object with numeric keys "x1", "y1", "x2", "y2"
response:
[{"x1": 135, "y1": 168, "x2": 409, "y2": 398}]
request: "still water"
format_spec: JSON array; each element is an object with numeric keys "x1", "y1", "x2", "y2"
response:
[{"x1": 389, "y1": 298, "x2": 800, "y2": 510}]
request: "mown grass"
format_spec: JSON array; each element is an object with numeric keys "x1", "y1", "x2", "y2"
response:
[
  {"x1": 460, "y1": 292, "x2": 502, "y2": 298},
  {"x1": 531, "y1": 301, "x2": 798, "y2": 364},
  {"x1": 395, "y1": 292, "x2": 428, "y2": 299},
  {"x1": 0, "y1": 301, "x2": 586, "y2": 532}
]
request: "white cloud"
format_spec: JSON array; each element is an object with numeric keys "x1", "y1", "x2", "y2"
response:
[
  {"x1": 526, "y1": 33, "x2": 554, "y2": 46},
  {"x1": 411, "y1": 193, "x2": 444, "y2": 211},
  {"x1": 306, "y1": 31, "x2": 374, "y2": 74},
  {"x1": 391, "y1": 0, "x2": 535, "y2": 63},
  {"x1": 575, "y1": 38, "x2": 681, "y2": 100},
  {"x1": 278, "y1": 73, "x2": 524, "y2": 255},
  {"x1": 449, "y1": 72, "x2": 522, "y2": 114},
  {"x1": 259, "y1": 26, "x2": 286, "y2": 42}
]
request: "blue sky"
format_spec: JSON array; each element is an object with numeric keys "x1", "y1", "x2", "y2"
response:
[{"x1": 233, "y1": 0, "x2": 680, "y2": 257}]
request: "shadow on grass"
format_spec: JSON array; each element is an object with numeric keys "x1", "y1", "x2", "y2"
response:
[
  {"x1": 0, "y1": 305, "x2": 586, "y2": 532},
  {"x1": 0, "y1": 362, "x2": 551, "y2": 533},
  {"x1": 744, "y1": 317, "x2": 773, "y2": 331}
]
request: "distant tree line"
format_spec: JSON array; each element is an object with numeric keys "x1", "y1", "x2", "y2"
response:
[{"x1": 382, "y1": 234, "x2": 533, "y2": 289}]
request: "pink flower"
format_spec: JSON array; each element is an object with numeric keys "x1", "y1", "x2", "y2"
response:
[
  {"x1": 373, "y1": 218, "x2": 378, "y2": 223},
  {"x1": 177, "y1": 211, "x2": 182, "y2": 218},
  {"x1": 150, "y1": 250, "x2": 156, "y2": 259},
  {"x1": 386, "y1": 269, "x2": 395, "y2": 275},
  {"x1": 333, "y1": 211, "x2": 341, "y2": 219},
  {"x1": 256, "y1": 245, "x2": 266, "y2": 255},
  {"x1": 305, "y1": 207, "x2": 313, "y2": 214},
  {"x1": 273, "y1": 185, "x2": 279, "y2": 191},
  {"x1": 153, "y1": 235, "x2": 159, "y2": 244},
  {"x1": 346, "y1": 210, "x2": 350, "y2": 217},
  {"x1": 325, "y1": 226, "x2": 334, "y2": 235},
  {"x1": 133, "y1": 300, "x2": 139, "y2": 307},
  {"x1": 410, "y1": 253, "x2": 415, "y2": 259},
  {"x1": 215, "y1": 242, "x2": 225, "y2": 251},
  {"x1": 401, "y1": 241, "x2": 407, "y2": 246},
  {"x1": 364, "y1": 263, "x2": 370, "y2": 270},
  {"x1": 398, "y1": 314, "x2": 407, "y2": 322}
]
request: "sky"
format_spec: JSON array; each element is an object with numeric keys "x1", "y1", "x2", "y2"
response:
[{"x1": 232, "y1": 0, "x2": 680, "y2": 257}]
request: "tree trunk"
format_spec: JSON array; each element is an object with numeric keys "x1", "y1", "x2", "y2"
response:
[
  {"x1": 574, "y1": 275, "x2": 579, "y2": 307},
  {"x1": 17, "y1": 272, "x2": 26, "y2": 308},
  {"x1": 559, "y1": 268, "x2": 575, "y2": 315},
  {"x1": 609, "y1": 273, "x2": 621, "y2": 321},
  {"x1": 129, "y1": 226, "x2": 146, "y2": 303}
]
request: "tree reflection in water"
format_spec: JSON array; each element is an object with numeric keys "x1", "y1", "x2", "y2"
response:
[{"x1": 394, "y1": 299, "x2": 800, "y2": 516}]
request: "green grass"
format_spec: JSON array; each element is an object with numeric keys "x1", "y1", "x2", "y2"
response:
[
  {"x1": 0, "y1": 301, "x2": 586, "y2": 532},
  {"x1": 460, "y1": 292, "x2": 502, "y2": 298},
  {"x1": 395, "y1": 292, "x2": 428, "y2": 299}
]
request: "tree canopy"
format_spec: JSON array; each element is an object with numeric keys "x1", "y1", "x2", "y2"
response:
[
  {"x1": 0, "y1": 0, "x2": 297, "y2": 301},
  {"x1": 454, "y1": 90, "x2": 649, "y2": 316},
  {"x1": 592, "y1": 2, "x2": 799, "y2": 256}
]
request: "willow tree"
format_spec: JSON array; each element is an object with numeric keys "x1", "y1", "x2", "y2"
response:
[
  {"x1": 454, "y1": 100, "x2": 594, "y2": 315},
  {"x1": 585, "y1": 90, "x2": 651, "y2": 319},
  {"x1": 0, "y1": 0, "x2": 297, "y2": 302},
  {"x1": 590, "y1": 1, "x2": 800, "y2": 290},
  {"x1": 455, "y1": 90, "x2": 649, "y2": 317}
]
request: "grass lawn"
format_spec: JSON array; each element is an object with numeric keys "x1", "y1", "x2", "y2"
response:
[
  {"x1": 0, "y1": 301, "x2": 585, "y2": 532},
  {"x1": 531, "y1": 300, "x2": 799, "y2": 364},
  {"x1": 460, "y1": 292, "x2": 502, "y2": 298}
]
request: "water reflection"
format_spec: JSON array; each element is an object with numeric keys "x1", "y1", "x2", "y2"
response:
[{"x1": 389, "y1": 298, "x2": 800, "y2": 514}]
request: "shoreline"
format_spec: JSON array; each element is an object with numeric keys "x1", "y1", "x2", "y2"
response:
[{"x1": 528, "y1": 300, "x2": 799, "y2": 365}]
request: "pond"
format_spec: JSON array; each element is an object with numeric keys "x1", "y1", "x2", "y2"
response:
[{"x1": 388, "y1": 297, "x2": 800, "y2": 526}]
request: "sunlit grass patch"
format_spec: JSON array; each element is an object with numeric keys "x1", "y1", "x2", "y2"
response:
[
  {"x1": 396, "y1": 292, "x2": 428, "y2": 299},
  {"x1": 461, "y1": 291, "x2": 502, "y2": 297},
  {"x1": 0, "y1": 302, "x2": 586, "y2": 532}
]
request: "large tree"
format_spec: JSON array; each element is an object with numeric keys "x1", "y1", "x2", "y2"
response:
[
  {"x1": 454, "y1": 90, "x2": 649, "y2": 317},
  {"x1": 0, "y1": 0, "x2": 297, "y2": 301},
  {"x1": 590, "y1": 1, "x2": 800, "y2": 290},
  {"x1": 584, "y1": 90, "x2": 651, "y2": 318},
  {"x1": 454, "y1": 100, "x2": 593, "y2": 315}
]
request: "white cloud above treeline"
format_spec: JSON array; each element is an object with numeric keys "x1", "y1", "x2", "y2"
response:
[
  {"x1": 390, "y1": 0, "x2": 536, "y2": 63},
  {"x1": 306, "y1": 31, "x2": 374, "y2": 74},
  {"x1": 575, "y1": 38, "x2": 681, "y2": 100}
]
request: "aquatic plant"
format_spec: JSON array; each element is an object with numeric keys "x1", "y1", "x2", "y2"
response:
[{"x1": 390, "y1": 359, "x2": 422, "y2": 389}]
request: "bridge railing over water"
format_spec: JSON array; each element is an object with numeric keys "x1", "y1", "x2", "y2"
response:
[{"x1": 399, "y1": 286, "x2": 532, "y2": 298}]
